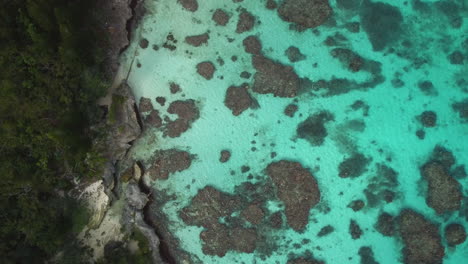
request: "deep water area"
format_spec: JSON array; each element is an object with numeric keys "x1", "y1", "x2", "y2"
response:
[{"x1": 121, "y1": 0, "x2": 468, "y2": 263}]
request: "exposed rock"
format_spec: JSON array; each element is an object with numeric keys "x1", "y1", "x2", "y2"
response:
[
  {"x1": 241, "y1": 204, "x2": 265, "y2": 225},
  {"x1": 236, "y1": 10, "x2": 255, "y2": 33},
  {"x1": 338, "y1": 152, "x2": 370, "y2": 178},
  {"x1": 419, "y1": 111, "x2": 437, "y2": 127},
  {"x1": 165, "y1": 99, "x2": 200, "y2": 138},
  {"x1": 243, "y1": 35, "x2": 263, "y2": 54},
  {"x1": 348, "y1": 200, "x2": 365, "y2": 211},
  {"x1": 360, "y1": 2, "x2": 403, "y2": 51},
  {"x1": 125, "y1": 183, "x2": 148, "y2": 210},
  {"x1": 147, "y1": 149, "x2": 192, "y2": 180},
  {"x1": 196, "y1": 61, "x2": 216, "y2": 80},
  {"x1": 284, "y1": 104, "x2": 298, "y2": 117},
  {"x1": 251, "y1": 55, "x2": 301, "y2": 97},
  {"x1": 178, "y1": 0, "x2": 198, "y2": 12},
  {"x1": 94, "y1": 0, "x2": 139, "y2": 78},
  {"x1": 107, "y1": 83, "x2": 142, "y2": 160},
  {"x1": 212, "y1": 9, "x2": 230, "y2": 26},
  {"x1": 278, "y1": 0, "x2": 332, "y2": 29},
  {"x1": 224, "y1": 83, "x2": 254, "y2": 116},
  {"x1": 185, "y1": 33, "x2": 209, "y2": 47},
  {"x1": 285, "y1": 46, "x2": 306, "y2": 62},
  {"x1": 398, "y1": 209, "x2": 445, "y2": 264},
  {"x1": 219, "y1": 150, "x2": 231, "y2": 163},
  {"x1": 296, "y1": 111, "x2": 334, "y2": 146},
  {"x1": 375, "y1": 212, "x2": 395, "y2": 236},
  {"x1": 266, "y1": 160, "x2": 321, "y2": 231},
  {"x1": 317, "y1": 225, "x2": 334, "y2": 237},
  {"x1": 358, "y1": 247, "x2": 379, "y2": 264},
  {"x1": 349, "y1": 219, "x2": 363, "y2": 239},
  {"x1": 420, "y1": 161, "x2": 462, "y2": 214},
  {"x1": 445, "y1": 223, "x2": 467, "y2": 246}
]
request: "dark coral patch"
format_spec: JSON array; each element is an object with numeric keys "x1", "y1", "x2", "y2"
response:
[
  {"x1": 178, "y1": 0, "x2": 198, "y2": 12},
  {"x1": 165, "y1": 100, "x2": 200, "y2": 138},
  {"x1": 212, "y1": 9, "x2": 230, "y2": 26},
  {"x1": 236, "y1": 10, "x2": 255, "y2": 33},
  {"x1": 285, "y1": 46, "x2": 306, "y2": 62},
  {"x1": 185, "y1": 33, "x2": 209, "y2": 47},
  {"x1": 418, "y1": 111, "x2": 437, "y2": 127},
  {"x1": 266, "y1": 160, "x2": 321, "y2": 231},
  {"x1": 148, "y1": 149, "x2": 192, "y2": 180},
  {"x1": 445, "y1": 223, "x2": 467, "y2": 246},
  {"x1": 196, "y1": 61, "x2": 216, "y2": 80},
  {"x1": 243, "y1": 35, "x2": 262, "y2": 55},
  {"x1": 251, "y1": 55, "x2": 301, "y2": 97},
  {"x1": 278, "y1": 0, "x2": 332, "y2": 29},
  {"x1": 398, "y1": 210, "x2": 445, "y2": 264},
  {"x1": 224, "y1": 83, "x2": 254, "y2": 116},
  {"x1": 284, "y1": 104, "x2": 298, "y2": 117}
]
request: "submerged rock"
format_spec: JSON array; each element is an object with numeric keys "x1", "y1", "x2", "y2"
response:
[
  {"x1": 251, "y1": 55, "x2": 301, "y2": 97},
  {"x1": 224, "y1": 83, "x2": 254, "y2": 116},
  {"x1": 317, "y1": 225, "x2": 334, "y2": 237},
  {"x1": 398, "y1": 209, "x2": 445, "y2": 264},
  {"x1": 296, "y1": 111, "x2": 334, "y2": 146},
  {"x1": 375, "y1": 212, "x2": 395, "y2": 237},
  {"x1": 452, "y1": 99, "x2": 468, "y2": 121},
  {"x1": 287, "y1": 257, "x2": 325, "y2": 264},
  {"x1": 338, "y1": 152, "x2": 370, "y2": 178},
  {"x1": 360, "y1": 1, "x2": 403, "y2": 51},
  {"x1": 358, "y1": 247, "x2": 379, "y2": 264},
  {"x1": 285, "y1": 46, "x2": 306, "y2": 62},
  {"x1": 266, "y1": 160, "x2": 321, "y2": 231},
  {"x1": 278, "y1": 0, "x2": 332, "y2": 29},
  {"x1": 349, "y1": 219, "x2": 363, "y2": 239}
]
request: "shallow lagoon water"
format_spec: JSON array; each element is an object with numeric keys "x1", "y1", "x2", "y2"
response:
[{"x1": 121, "y1": 0, "x2": 468, "y2": 263}]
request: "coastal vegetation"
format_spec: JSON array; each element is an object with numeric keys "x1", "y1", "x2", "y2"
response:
[{"x1": 0, "y1": 0, "x2": 110, "y2": 262}]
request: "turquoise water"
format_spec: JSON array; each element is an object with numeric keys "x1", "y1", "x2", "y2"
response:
[{"x1": 122, "y1": 0, "x2": 468, "y2": 263}]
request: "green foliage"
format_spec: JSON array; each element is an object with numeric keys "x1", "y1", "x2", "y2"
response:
[
  {"x1": 0, "y1": 0, "x2": 111, "y2": 262},
  {"x1": 96, "y1": 229, "x2": 152, "y2": 264}
]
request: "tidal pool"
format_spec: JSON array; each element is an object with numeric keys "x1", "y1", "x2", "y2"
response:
[{"x1": 121, "y1": 0, "x2": 468, "y2": 263}]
